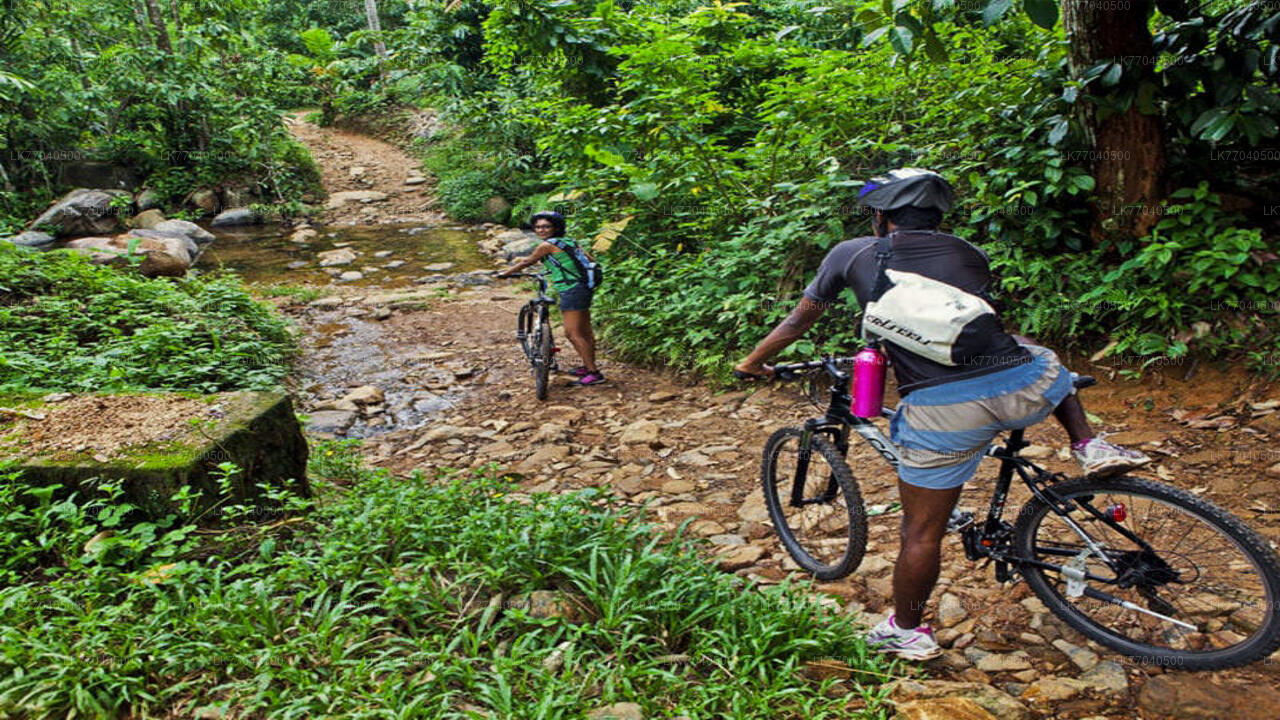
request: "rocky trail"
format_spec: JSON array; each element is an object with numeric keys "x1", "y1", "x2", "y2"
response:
[{"x1": 280, "y1": 114, "x2": 1280, "y2": 719}]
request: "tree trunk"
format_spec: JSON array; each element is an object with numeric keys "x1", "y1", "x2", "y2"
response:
[
  {"x1": 364, "y1": 0, "x2": 389, "y2": 81},
  {"x1": 132, "y1": 1, "x2": 152, "y2": 50},
  {"x1": 142, "y1": 0, "x2": 172, "y2": 53},
  {"x1": 1062, "y1": 0, "x2": 1166, "y2": 246},
  {"x1": 170, "y1": 0, "x2": 182, "y2": 35}
]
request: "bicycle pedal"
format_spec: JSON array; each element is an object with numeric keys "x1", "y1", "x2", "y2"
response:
[{"x1": 947, "y1": 509, "x2": 975, "y2": 533}]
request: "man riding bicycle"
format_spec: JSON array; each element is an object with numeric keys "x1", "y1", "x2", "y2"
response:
[{"x1": 735, "y1": 168, "x2": 1151, "y2": 659}]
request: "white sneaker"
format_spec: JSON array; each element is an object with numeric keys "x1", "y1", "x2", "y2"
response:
[
  {"x1": 866, "y1": 614, "x2": 943, "y2": 661},
  {"x1": 1073, "y1": 434, "x2": 1153, "y2": 478}
]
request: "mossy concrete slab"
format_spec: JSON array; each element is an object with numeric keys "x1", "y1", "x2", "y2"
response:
[{"x1": 1, "y1": 391, "x2": 309, "y2": 521}]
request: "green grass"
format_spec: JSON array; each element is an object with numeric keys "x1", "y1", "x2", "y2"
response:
[
  {"x1": 0, "y1": 442, "x2": 900, "y2": 718},
  {"x1": 0, "y1": 244, "x2": 295, "y2": 393}
]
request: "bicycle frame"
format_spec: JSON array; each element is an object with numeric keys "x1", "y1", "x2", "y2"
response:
[{"x1": 778, "y1": 357, "x2": 1153, "y2": 593}]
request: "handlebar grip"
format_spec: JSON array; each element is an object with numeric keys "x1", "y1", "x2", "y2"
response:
[{"x1": 732, "y1": 369, "x2": 765, "y2": 381}]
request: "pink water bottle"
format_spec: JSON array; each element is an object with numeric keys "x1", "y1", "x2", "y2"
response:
[{"x1": 851, "y1": 343, "x2": 887, "y2": 418}]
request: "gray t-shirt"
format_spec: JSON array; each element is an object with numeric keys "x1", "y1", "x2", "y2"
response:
[{"x1": 803, "y1": 230, "x2": 1029, "y2": 395}]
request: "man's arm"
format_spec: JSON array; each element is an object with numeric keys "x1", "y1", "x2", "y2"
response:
[{"x1": 734, "y1": 298, "x2": 829, "y2": 376}]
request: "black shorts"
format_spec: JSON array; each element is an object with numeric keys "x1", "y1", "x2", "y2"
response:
[{"x1": 558, "y1": 283, "x2": 593, "y2": 311}]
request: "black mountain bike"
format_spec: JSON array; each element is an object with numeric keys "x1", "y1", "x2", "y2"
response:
[
  {"x1": 752, "y1": 356, "x2": 1280, "y2": 670},
  {"x1": 514, "y1": 273, "x2": 559, "y2": 400}
]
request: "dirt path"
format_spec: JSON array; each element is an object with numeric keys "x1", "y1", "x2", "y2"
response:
[
  {"x1": 284, "y1": 116, "x2": 1280, "y2": 720},
  {"x1": 286, "y1": 111, "x2": 445, "y2": 226}
]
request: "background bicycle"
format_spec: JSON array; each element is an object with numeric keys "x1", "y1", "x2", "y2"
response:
[{"x1": 513, "y1": 272, "x2": 559, "y2": 400}]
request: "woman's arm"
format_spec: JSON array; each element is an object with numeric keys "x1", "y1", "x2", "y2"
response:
[{"x1": 496, "y1": 242, "x2": 557, "y2": 277}]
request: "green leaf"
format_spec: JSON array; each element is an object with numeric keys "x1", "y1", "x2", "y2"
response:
[
  {"x1": 1048, "y1": 118, "x2": 1068, "y2": 145},
  {"x1": 1023, "y1": 0, "x2": 1058, "y2": 29},
  {"x1": 1099, "y1": 63, "x2": 1122, "y2": 87},
  {"x1": 1073, "y1": 175, "x2": 1095, "y2": 191},
  {"x1": 889, "y1": 25, "x2": 915, "y2": 55},
  {"x1": 630, "y1": 181, "x2": 659, "y2": 201},
  {"x1": 982, "y1": 0, "x2": 1013, "y2": 26}
]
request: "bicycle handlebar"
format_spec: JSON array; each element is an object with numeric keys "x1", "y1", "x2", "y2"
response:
[{"x1": 733, "y1": 356, "x2": 854, "y2": 383}]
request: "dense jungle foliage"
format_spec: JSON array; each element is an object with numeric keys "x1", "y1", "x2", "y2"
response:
[
  {"x1": 309, "y1": 0, "x2": 1280, "y2": 373},
  {"x1": 2, "y1": 0, "x2": 1279, "y2": 373}
]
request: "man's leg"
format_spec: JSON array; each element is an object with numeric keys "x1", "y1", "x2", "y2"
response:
[
  {"x1": 894, "y1": 480, "x2": 962, "y2": 629},
  {"x1": 1053, "y1": 393, "x2": 1092, "y2": 445}
]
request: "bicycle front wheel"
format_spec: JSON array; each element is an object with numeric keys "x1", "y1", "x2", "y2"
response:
[
  {"x1": 534, "y1": 322, "x2": 552, "y2": 400},
  {"x1": 762, "y1": 428, "x2": 866, "y2": 580},
  {"x1": 517, "y1": 303, "x2": 535, "y2": 357},
  {"x1": 1016, "y1": 476, "x2": 1280, "y2": 670}
]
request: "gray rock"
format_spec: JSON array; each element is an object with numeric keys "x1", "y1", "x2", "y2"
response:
[
  {"x1": 154, "y1": 219, "x2": 215, "y2": 244},
  {"x1": 132, "y1": 208, "x2": 166, "y2": 229},
  {"x1": 423, "y1": 262, "x2": 455, "y2": 272},
  {"x1": 318, "y1": 248, "x2": 357, "y2": 267},
  {"x1": 127, "y1": 229, "x2": 199, "y2": 262},
  {"x1": 484, "y1": 195, "x2": 512, "y2": 223},
  {"x1": 1051, "y1": 638, "x2": 1099, "y2": 671},
  {"x1": 29, "y1": 188, "x2": 130, "y2": 238},
  {"x1": 587, "y1": 704, "x2": 643, "y2": 720},
  {"x1": 135, "y1": 188, "x2": 162, "y2": 212},
  {"x1": 619, "y1": 420, "x2": 660, "y2": 445},
  {"x1": 709, "y1": 534, "x2": 746, "y2": 546},
  {"x1": 65, "y1": 232, "x2": 193, "y2": 277},
  {"x1": 1078, "y1": 660, "x2": 1127, "y2": 695},
  {"x1": 221, "y1": 186, "x2": 253, "y2": 208},
  {"x1": 3, "y1": 230, "x2": 56, "y2": 248},
  {"x1": 210, "y1": 208, "x2": 259, "y2": 227},
  {"x1": 187, "y1": 189, "x2": 220, "y2": 215},
  {"x1": 937, "y1": 593, "x2": 968, "y2": 628},
  {"x1": 325, "y1": 190, "x2": 387, "y2": 209},
  {"x1": 307, "y1": 410, "x2": 356, "y2": 433},
  {"x1": 405, "y1": 176, "x2": 427, "y2": 186},
  {"x1": 338, "y1": 271, "x2": 363, "y2": 282}
]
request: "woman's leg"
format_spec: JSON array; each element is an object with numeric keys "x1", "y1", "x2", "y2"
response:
[{"x1": 561, "y1": 309, "x2": 598, "y2": 372}]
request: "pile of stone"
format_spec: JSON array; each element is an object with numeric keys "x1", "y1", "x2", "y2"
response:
[{"x1": 1, "y1": 188, "x2": 222, "y2": 277}]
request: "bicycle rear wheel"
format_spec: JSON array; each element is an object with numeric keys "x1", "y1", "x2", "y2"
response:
[
  {"x1": 1015, "y1": 475, "x2": 1280, "y2": 670},
  {"x1": 534, "y1": 322, "x2": 552, "y2": 400},
  {"x1": 762, "y1": 427, "x2": 866, "y2": 580}
]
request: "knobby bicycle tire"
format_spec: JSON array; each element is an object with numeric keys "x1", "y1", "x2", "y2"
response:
[
  {"x1": 1015, "y1": 475, "x2": 1280, "y2": 670},
  {"x1": 534, "y1": 321, "x2": 552, "y2": 400},
  {"x1": 761, "y1": 427, "x2": 867, "y2": 580},
  {"x1": 517, "y1": 303, "x2": 535, "y2": 358}
]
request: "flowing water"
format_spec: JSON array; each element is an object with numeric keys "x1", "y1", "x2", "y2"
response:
[
  {"x1": 196, "y1": 222, "x2": 492, "y2": 288},
  {"x1": 198, "y1": 222, "x2": 495, "y2": 437}
]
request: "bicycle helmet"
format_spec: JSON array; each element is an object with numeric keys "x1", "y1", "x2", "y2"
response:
[
  {"x1": 856, "y1": 168, "x2": 954, "y2": 212},
  {"x1": 529, "y1": 211, "x2": 566, "y2": 238}
]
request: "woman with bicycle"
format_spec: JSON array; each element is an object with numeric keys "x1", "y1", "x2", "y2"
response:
[{"x1": 496, "y1": 211, "x2": 604, "y2": 386}]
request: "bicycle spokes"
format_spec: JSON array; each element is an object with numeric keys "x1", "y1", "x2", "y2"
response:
[{"x1": 1020, "y1": 481, "x2": 1277, "y2": 660}]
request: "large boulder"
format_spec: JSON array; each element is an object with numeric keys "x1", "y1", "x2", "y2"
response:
[
  {"x1": 211, "y1": 207, "x2": 260, "y2": 227},
  {"x1": 2, "y1": 230, "x2": 56, "y2": 248},
  {"x1": 28, "y1": 188, "x2": 131, "y2": 238},
  {"x1": 2, "y1": 391, "x2": 309, "y2": 523},
  {"x1": 496, "y1": 229, "x2": 542, "y2": 259},
  {"x1": 64, "y1": 232, "x2": 194, "y2": 278},
  {"x1": 187, "y1": 188, "x2": 220, "y2": 215},
  {"x1": 132, "y1": 208, "x2": 167, "y2": 229},
  {"x1": 154, "y1": 219, "x2": 215, "y2": 245}
]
